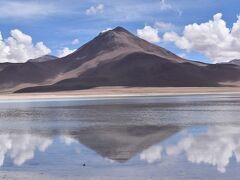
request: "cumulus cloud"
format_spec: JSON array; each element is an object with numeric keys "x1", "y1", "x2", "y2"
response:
[
  {"x1": 160, "y1": 0, "x2": 172, "y2": 11},
  {"x1": 0, "y1": 29, "x2": 51, "y2": 63},
  {"x1": 86, "y1": 4, "x2": 104, "y2": 15},
  {"x1": 163, "y1": 13, "x2": 240, "y2": 63},
  {"x1": 137, "y1": 25, "x2": 160, "y2": 43},
  {"x1": 140, "y1": 145, "x2": 162, "y2": 163},
  {"x1": 72, "y1": 38, "x2": 79, "y2": 45},
  {"x1": 57, "y1": 47, "x2": 76, "y2": 58},
  {"x1": 167, "y1": 126, "x2": 240, "y2": 173}
]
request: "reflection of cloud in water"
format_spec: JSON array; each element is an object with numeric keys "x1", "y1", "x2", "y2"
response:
[
  {"x1": 0, "y1": 134, "x2": 52, "y2": 166},
  {"x1": 60, "y1": 135, "x2": 78, "y2": 146},
  {"x1": 167, "y1": 126, "x2": 240, "y2": 173},
  {"x1": 2, "y1": 125, "x2": 240, "y2": 175},
  {"x1": 0, "y1": 134, "x2": 81, "y2": 167},
  {"x1": 140, "y1": 145, "x2": 162, "y2": 163}
]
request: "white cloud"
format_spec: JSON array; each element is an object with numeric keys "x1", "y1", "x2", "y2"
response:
[
  {"x1": 0, "y1": 1, "x2": 59, "y2": 19},
  {"x1": 0, "y1": 1, "x2": 181, "y2": 23},
  {"x1": 86, "y1": 4, "x2": 104, "y2": 15},
  {"x1": 167, "y1": 126, "x2": 240, "y2": 173},
  {"x1": 57, "y1": 47, "x2": 76, "y2": 58},
  {"x1": 163, "y1": 13, "x2": 240, "y2": 63},
  {"x1": 72, "y1": 38, "x2": 79, "y2": 45},
  {"x1": 140, "y1": 145, "x2": 162, "y2": 163},
  {"x1": 160, "y1": 0, "x2": 172, "y2": 11},
  {"x1": 137, "y1": 25, "x2": 160, "y2": 43},
  {"x1": 159, "y1": 0, "x2": 182, "y2": 16},
  {"x1": 0, "y1": 29, "x2": 51, "y2": 63},
  {"x1": 154, "y1": 21, "x2": 175, "y2": 31}
]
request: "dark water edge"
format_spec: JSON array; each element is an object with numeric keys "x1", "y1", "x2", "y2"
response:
[{"x1": 0, "y1": 94, "x2": 239, "y2": 179}]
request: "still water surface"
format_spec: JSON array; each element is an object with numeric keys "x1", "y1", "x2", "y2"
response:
[{"x1": 0, "y1": 94, "x2": 240, "y2": 179}]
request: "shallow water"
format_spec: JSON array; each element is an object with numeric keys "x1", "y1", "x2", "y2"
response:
[{"x1": 0, "y1": 94, "x2": 240, "y2": 179}]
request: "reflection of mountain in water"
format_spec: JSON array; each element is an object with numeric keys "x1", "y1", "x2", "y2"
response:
[
  {"x1": 2, "y1": 124, "x2": 240, "y2": 173},
  {"x1": 0, "y1": 125, "x2": 180, "y2": 167},
  {"x1": 73, "y1": 125, "x2": 180, "y2": 162}
]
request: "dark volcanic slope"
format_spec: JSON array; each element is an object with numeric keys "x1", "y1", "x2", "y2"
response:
[
  {"x1": 17, "y1": 53, "x2": 217, "y2": 92},
  {"x1": 0, "y1": 26, "x2": 239, "y2": 93},
  {"x1": 17, "y1": 55, "x2": 240, "y2": 93},
  {"x1": 0, "y1": 63, "x2": 13, "y2": 72},
  {"x1": 0, "y1": 60, "x2": 68, "y2": 90}
]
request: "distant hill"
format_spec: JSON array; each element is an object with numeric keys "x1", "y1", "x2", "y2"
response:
[
  {"x1": 28, "y1": 55, "x2": 58, "y2": 63},
  {"x1": 0, "y1": 27, "x2": 239, "y2": 93},
  {"x1": 229, "y1": 59, "x2": 240, "y2": 66}
]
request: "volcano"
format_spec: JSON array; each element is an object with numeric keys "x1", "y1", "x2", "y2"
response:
[{"x1": 0, "y1": 27, "x2": 239, "y2": 93}]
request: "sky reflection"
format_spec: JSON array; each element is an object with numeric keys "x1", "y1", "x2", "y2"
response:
[
  {"x1": 0, "y1": 94, "x2": 239, "y2": 179},
  {"x1": 1, "y1": 125, "x2": 240, "y2": 174},
  {"x1": 0, "y1": 134, "x2": 52, "y2": 166},
  {"x1": 167, "y1": 125, "x2": 240, "y2": 173},
  {"x1": 0, "y1": 124, "x2": 239, "y2": 180}
]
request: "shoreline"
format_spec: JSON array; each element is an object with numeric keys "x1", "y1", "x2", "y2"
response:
[{"x1": 0, "y1": 87, "x2": 239, "y2": 101}]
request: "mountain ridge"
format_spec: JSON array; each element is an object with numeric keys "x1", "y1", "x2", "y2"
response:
[
  {"x1": 229, "y1": 59, "x2": 240, "y2": 66},
  {"x1": 28, "y1": 55, "x2": 58, "y2": 63},
  {"x1": 0, "y1": 26, "x2": 239, "y2": 93}
]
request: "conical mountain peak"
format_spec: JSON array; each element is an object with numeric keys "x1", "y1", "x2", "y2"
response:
[
  {"x1": 100, "y1": 26, "x2": 131, "y2": 35},
  {"x1": 112, "y1": 26, "x2": 131, "y2": 33},
  {"x1": 99, "y1": 26, "x2": 134, "y2": 40},
  {"x1": 63, "y1": 26, "x2": 184, "y2": 64}
]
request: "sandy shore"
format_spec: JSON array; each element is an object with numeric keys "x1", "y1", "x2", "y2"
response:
[
  {"x1": 0, "y1": 86, "x2": 239, "y2": 101},
  {"x1": 0, "y1": 171, "x2": 80, "y2": 180}
]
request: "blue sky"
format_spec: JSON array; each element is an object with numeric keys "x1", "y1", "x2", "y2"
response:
[{"x1": 0, "y1": 0, "x2": 240, "y2": 63}]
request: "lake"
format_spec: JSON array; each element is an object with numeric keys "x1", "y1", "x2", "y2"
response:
[{"x1": 0, "y1": 94, "x2": 239, "y2": 179}]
